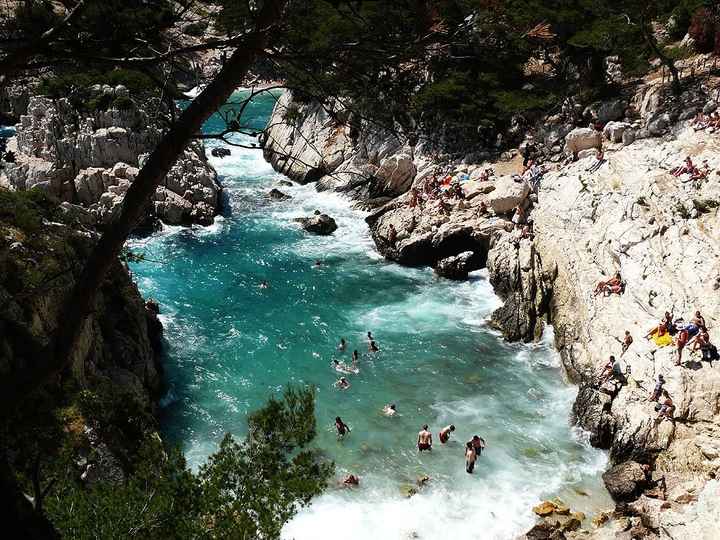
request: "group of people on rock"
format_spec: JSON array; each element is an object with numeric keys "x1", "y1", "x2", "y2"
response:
[
  {"x1": 644, "y1": 310, "x2": 717, "y2": 366},
  {"x1": 671, "y1": 156, "x2": 712, "y2": 182},
  {"x1": 691, "y1": 111, "x2": 720, "y2": 132},
  {"x1": 332, "y1": 334, "x2": 487, "y2": 482},
  {"x1": 593, "y1": 281, "x2": 717, "y2": 420}
]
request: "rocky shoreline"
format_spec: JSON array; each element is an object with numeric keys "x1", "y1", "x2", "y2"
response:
[
  {"x1": 1, "y1": 91, "x2": 222, "y2": 227},
  {"x1": 262, "y1": 73, "x2": 720, "y2": 537}
]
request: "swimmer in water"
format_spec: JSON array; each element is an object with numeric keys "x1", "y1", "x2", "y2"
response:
[
  {"x1": 367, "y1": 331, "x2": 373, "y2": 343},
  {"x1": 314, "y1": 259, "x2": 322, "y2": 267},
  {"x1": 369, "y1": 340, "x2": 379, "y2": 352},
  {"x1": 439, "y1": 424, "x2": 455, "y2": 444},
  {"x1": 417, "y1": 424, "x2": 432, "y2": 452},
  {"x1": 352, "y1": 350, "x2": 359, "y2": 364},
  {"x1": 342, "y1": 474, "x2": 359, "y2": 486},
  {"x1": 335, "y1": 416, "x2": 350, "y2": 436},
  {"x1": 335, "y1": 377, "x2": 351, "y2": 390},
  {"x1": 465, "y1": 442, "x2": 477, "y2": 474},
  {"x1": 469, "y1": 435, "x2": 486, "y2": 456},
  {"x1": 332, "y1": 359, "x2": 357, "y2": 374},
  {"x1": 338, "y1": 338, "x2": 347, "y2": 352},
  {"x1": 383, "y1": 404, "x2": 397, "y2": 416},
  {"x1": 259, "y1": 280, "x2": 269, "y2": 289}
]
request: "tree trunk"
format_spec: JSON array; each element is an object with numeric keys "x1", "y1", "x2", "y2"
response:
[{"x1": 0, "y1": 0, "x2": 288, "y2": 410}]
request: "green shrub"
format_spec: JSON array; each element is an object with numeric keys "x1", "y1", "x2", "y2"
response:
[{"x1": 0, "y1": 188, "x2": 60, "y2": 232}]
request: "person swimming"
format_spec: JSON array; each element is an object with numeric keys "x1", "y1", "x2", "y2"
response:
[
  {"x1": 335, "y1": 416, "x2": 350, "y2": 436},
  {"x1": 338, "y1": 338, "x2": 347, "y2": 352},
  {"x1": 342, "y1": 474, "x2": 359, "y2": 486},
  {"x1": 332, "y1": 360, "x2": 358, "y2": 374},
  {"x1": 367, "y1": 331, "x2": 374, "y2": 343},
  {"x1": 369, "y1": 340, "x2": 379, "y2": 352},
  {"x1": 469, "y1": 435, "x2": 486, "y2": 456},
  {"x1": 335, "y1": 377, "x2": 351, "y2": 390},
  {"x1": 383, "y1": 404, "x2": 397, "y2": 416},
  {"x1": 465, "y1": 442, "x2": 477, "y2": 474},
  {"x1": 439, "y1": 424, "x2": 455, "y2": 444},
  {"x1": 259, "y1": 280, "x2": 269, "y2": 289},
  {"x1": 352, "y1": 350, "x2": 359, "y2": 364},
  {"x1": 417, "y1": 424, "x2": 432, "y2": 452}
]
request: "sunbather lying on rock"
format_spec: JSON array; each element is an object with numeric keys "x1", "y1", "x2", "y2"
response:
[
  {"x1": 593, "y1": 271, "x2": 623, "y2": 296},
  {"x1": 689, "y1": 160, "x2": 710, "y2": 182},
  {"x1": 645, "y1": 322, "x2": 673, "y2": 347},
  {"x1": 671, "y1": 156, "x2": 695, "y2": 177}
]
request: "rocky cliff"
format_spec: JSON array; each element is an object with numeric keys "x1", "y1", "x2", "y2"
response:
[
  {"x1": 262, "y1": 91, "x2": 418, "y2": 207},
  {"x1": 0, "y1": 190, "x2": 164, "y2": 483},
  {"x1": 1, "y1": 92, "x2": 221, "y2": 226}
]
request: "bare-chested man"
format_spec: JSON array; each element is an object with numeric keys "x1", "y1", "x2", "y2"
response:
[
  {"x1": 439, "y1": 424, "x2": 455, "y2": 444},
  {"x1": 417, "y1": 424, "x2": 432, "y2": 452}
]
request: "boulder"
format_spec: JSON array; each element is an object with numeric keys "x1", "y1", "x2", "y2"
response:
[
  {"x1": 211, "y1": 147, "x2": 231, "y2": 158},
  {"x1": 647, "y1": 113, "x2": 671, "y2": 136},
  {"x1": 268, "y1": 188, "x2": 292, "y2": 201},
  {"x1": 294, "y1": 213, "x2": 338, "y2": 235},
  {"x1": 525, "y1": 521, "x2": 565, "y2": 540},
  {"x1": 376, "y1": 153, "x2": 416, "y2": 195},
  {"x1": 586, "y1": 99, "x2": 625, "y2": 123},
  {"x1": 434, "y1": 251, "x2": 476, "y2": 280},
  {"x1": 277, "y1": 179, "x2": 294, "y2": 187},
  {"x1": 622, "y1": 129, "x2": 636, "y2": 146},
  {"x1": 703, "y1": 101, "x2": 717, "y2": 115},
  {"x1": 486, "y1": 176, "x2": 530, "y2": 214},
  {"x1": 602, "y1": 461, "x2": 647, "y2": 501},
  {"x1": 603, "y1": 121, "x2": 631, "y2": 143},
  {"x1": 533, "y1": 501, "x2": 557, "y2": 517},
  {"x1": 564, "y1": 127, "x2": 602, "y2": 155}
]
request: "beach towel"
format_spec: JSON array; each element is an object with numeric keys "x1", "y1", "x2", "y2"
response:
[{"x1": 653, "y1": 333, "x2": 673, "y2": 347}]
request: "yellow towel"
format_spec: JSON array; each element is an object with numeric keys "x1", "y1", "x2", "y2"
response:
[{"x1": 653, "y1": 333, "x2": 673, "y2": 347}]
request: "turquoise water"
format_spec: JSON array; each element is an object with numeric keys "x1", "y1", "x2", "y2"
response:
[{"x1": 129, "y1": 90, "x2": 611, "y2": 539}]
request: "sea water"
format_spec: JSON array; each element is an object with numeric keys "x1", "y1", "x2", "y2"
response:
[{"x1": 129, "y1": 90, "x2": 612, "y2": 539}]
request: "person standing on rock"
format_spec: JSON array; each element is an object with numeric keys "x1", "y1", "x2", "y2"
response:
[
  {"x1": 675, "y1": 327, "x2": 690, "y2": 366},
  {"x1": 465, "y1": 442, "x2": 477, "y2": 474},
  {"x1": 439, "y1": 425, "x2": 455, "y2": 444},
  {"x1": 387, "y1": 224, "x2": 397, "y2": 247},
  {"x1": 417, "y1": 425, "x2": 433, "y2": 452}
]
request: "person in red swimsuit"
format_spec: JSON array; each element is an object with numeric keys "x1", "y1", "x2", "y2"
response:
[
  {"x1": 417, "y1": 424, "x2": 432, "y2": 451},
  {"x1": 439, "y1": 424, "x2": 455, "y2": 444}
]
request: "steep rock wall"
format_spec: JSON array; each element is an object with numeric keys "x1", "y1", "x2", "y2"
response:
[
  {"x1": 262, "y1": 91, "x2": 418, "y2": 205},
  {"x1": 2, "y1": 93, "x2": 221, "y2": 226}
]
